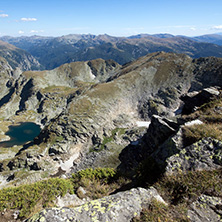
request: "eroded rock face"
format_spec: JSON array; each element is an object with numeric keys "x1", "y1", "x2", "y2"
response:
[
  {"x1": 0, "y1": 56, "x2": 13, "y2": 98},
  {"x1": 188, "y1": 195, "x2": 222, "y2": 222},
  {"x1": 0, "y1": 40, "x2": 42, "y2": 71},
  {"x1": 27, "y1": 187, "x2": 166, "y2": 222},
  {"x1": 165, "y1": 137, "x2": 222, "y2": 174},
  {"x1": 144, "y1": 115, "x2": 179, "y2": 152}
]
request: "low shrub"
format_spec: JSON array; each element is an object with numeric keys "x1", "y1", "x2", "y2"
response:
[
  {"x1": 0, "y1": 178, "x2": 73, "y2": 218},
  {"x1": 71, "y1": 167, "x2": 130, "y2": 199},
  {"x1": 72, "y1": 167, "x2": 116, "y2": 182},
  {"x1": 0, "y1": 168, "x2": 121, "y2": 218}
]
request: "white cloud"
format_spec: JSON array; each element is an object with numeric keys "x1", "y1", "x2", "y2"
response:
[
  {"x1": 30, "y1": 30, "x2": 44, "y2": 33},
  {"x1": 212, "y1": 25, "x2": 222, "y2": 30},
  {"x1": 18, "y1": 30, "x2": 25, "y2": 34},
  {"x1": 190, "y1": 27, "x2": 196, "y2": 31},
  {"x1": 21, "y1": 18, "x2": 37, "y2": 22},
  {"x1": 0, "y1": 14, "x2": 9, "y2": 18}
]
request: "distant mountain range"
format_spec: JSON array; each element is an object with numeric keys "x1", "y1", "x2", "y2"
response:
[
  {"x1": 192, "y1": 33, "x2": 222, "y2": 45},
  {"x1": 1, "y1": 33, "x2": 222, "y2": 70}
]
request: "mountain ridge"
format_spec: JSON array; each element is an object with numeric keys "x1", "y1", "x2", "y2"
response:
[
  {"x1": 1, "y1": 33, "x2": 222, "y2": 70},
  {"x1": 0, "y1": 40, "x2": 42, "y2": 71}
]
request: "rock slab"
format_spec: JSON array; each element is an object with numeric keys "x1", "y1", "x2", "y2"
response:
[
  {"x1": 26, "y1": 187, "x2": 165, "y2": 222},
  {"x1": 165, "y1": 137, "x2": 222, "y2": 174},
  {"x1": 188, "y1": 195, "x2": 222, "y2": 222}
]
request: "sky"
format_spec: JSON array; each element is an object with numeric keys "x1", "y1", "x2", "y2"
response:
[{"x1": 0, "y1": 0, "x2": 222, "y2": 37}]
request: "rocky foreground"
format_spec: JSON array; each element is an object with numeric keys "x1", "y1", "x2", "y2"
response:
[{"x1": 0, "y1": 52, "x2": 221, "y2": 221}]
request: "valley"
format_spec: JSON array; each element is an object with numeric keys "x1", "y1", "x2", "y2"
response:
[{"x1": 0, "y1": 47, "x2": 221, "y2": 221}]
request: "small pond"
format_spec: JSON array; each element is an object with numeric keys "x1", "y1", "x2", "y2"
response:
[{"x1": 0, "y1": 122, "x2": 41, "y2": 148}]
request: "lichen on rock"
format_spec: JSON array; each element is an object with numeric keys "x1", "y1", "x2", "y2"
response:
[
  {"x1": 188, "y1": 194, "x2": 222, "y2": 222},
  {"x1": 27, "y1": 187, "x2": 166, "y2": 222},
  {"x1": 165, "y1": 137, "x2": 222, "y2": 174}
]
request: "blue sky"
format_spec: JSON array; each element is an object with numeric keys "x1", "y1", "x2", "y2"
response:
[{"x1": 0, "y1": 0, "x2": 222, "y2": 37}]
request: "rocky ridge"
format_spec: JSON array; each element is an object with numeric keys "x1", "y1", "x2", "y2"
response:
[{"x1": 0, "y1": 40, "x2": 42, "y2": 72}]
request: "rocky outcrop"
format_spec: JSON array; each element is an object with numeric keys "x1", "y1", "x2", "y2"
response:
[
  {"x1": 27, "y1": 187, "x2": 166, "y2": 222},
  {"x1": 188, "y1": 195, "x2": 222, "y2": 222},
  {"x1": 55, "y1": 193, "x2": 86, "y2": 208},
  {"x1": 181, "y1": 86, "x2": 220, "y2": 114},
  {"x1": 144, "y1": 115, "x2": 179, "y2": 152},
  {"x1": 118, "y1": 115, "x2": 180, "y2": 174},
  {"x1": 165, "y1": 137, "x2": 222, "y2": 174},
  {"x1": 118, "y1": 86, "x2": 222, "y2": 176}
]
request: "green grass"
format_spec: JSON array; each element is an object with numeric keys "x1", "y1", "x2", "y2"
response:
[{"x1": 0, "y1": 168, "x2": 124, "y2": 219}]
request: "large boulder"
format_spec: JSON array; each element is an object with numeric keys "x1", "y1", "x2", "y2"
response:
[
  {"x1": 181, "y1": 86, "x2": 220, "y2": 114},
  {"x1": 27, "y1": 187, "x2": 166, "y2": 222},
  {"x1": 165, "y1": 137, "x2": 222, "y2": 174},
  {"x1": 144, "y1": 115, "x2": 179, "y2": 152},
  {"x1": 118, "y1": 115, "x2": 179, "y2": 174}
]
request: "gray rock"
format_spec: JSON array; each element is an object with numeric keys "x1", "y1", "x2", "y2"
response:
[
  {"x1": 49, "y1": 143, "x2": 67, "y2": 155},
  {"x1": 188, "y1": 195, "x2": 222, "y2": 222},
  {"x1": 118, "y1": 115, "x2": 179, "y2": 173},
  {"x1": 76, "y1": 186, "x2": 87, "y2": 198},
  {"x1": 27, "y1": 187, "x2": 166, "y2": 222},
  {"x1": 165, "y1": 137, "x2": 222, "y2": 174},
  {"x1": 152, "y1": 128, "x2": 184, "y2": 165},
  {"x1": 145, "y1": 115, "x2": 179, "y2": 152},
  {"x1": 181, "y1": 86, "x2": 220, "y2": 114},
  {"x1": 55, "y1": 193, "x2": 86, "y2": 208}
]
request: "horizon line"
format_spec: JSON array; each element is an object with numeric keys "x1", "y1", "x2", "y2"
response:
[{"x1": 0, "y1": 32, "x2": 222, "y2": 39}]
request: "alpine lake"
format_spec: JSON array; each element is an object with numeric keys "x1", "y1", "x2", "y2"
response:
[{"x1": 0, "y1": 122, "x2": 41, "y2": 148}]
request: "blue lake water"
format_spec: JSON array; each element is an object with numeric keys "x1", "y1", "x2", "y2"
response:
[{"x1": 0, "y1": 122, "x2": 41, "y2": 148}]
